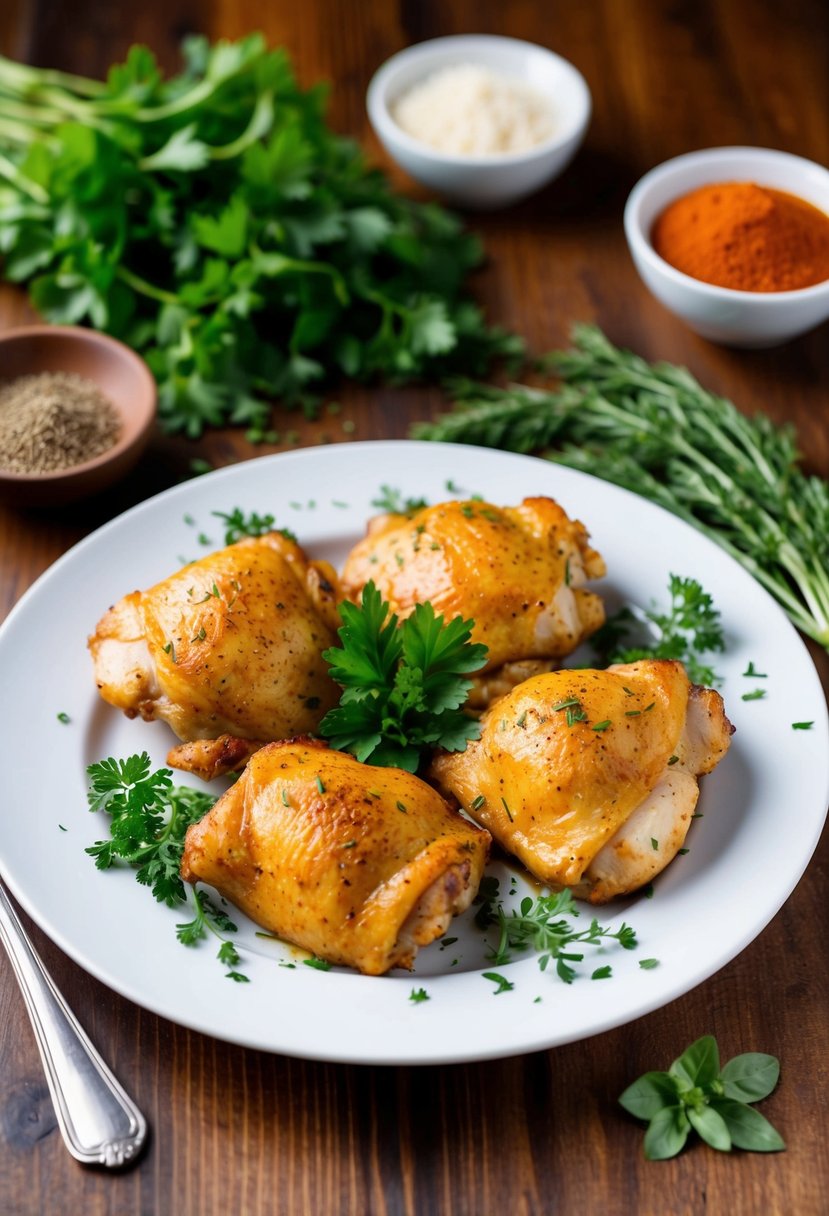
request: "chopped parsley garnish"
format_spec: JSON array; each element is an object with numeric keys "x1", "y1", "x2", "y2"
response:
[
  {"x1": 482, "y1": 971, "x2": 514, "y2": 994},
  {"x1": 303, "y1": 957, "x2": 331, "y2": 971},
  {"x1": 409, "y1": 987, "x2": 430, "y2": 1003},
  {"x1": 212, "y1": 507, "x2": 297, "y2": 545},
  {"x1": 742, "y1": 689, "x2": 767, "y2": 702},
  {"x1": 56, "y1": 711, "x2": 71, "y2": 724},
  {"x1": 371, "y1": 486, "x2": 429, "y2": 515},
  {"x1": 639, "y1": 958, "x2": 659, "y2": 970},
  {"x1": 743, "y1": 661, "x2": 768, "y2": 678},
  {"x1": 792, "y1": 721, "x2": 814, "y2": 730}
]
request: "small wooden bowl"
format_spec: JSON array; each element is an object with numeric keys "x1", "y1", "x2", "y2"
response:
[{"x1": 0, "y1": 326, "x2": 157, "y2": 507}]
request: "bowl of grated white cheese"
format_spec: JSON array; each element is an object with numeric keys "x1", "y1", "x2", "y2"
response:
[{"x1": 367, "y1": 35, "x2": 591, "y2": 209}]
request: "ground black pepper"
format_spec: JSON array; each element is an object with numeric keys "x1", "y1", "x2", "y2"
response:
[{"x1": 0, "y1": 371, "x2": 121, "y2": 474}]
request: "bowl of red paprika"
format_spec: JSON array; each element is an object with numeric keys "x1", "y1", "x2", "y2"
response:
[{"x1": 624, "y1": 146, "x2": 829, "y2": 347}]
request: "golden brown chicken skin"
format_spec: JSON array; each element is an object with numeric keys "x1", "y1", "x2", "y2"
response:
[
  {"x1": 89, "y1": 533, "x2": 341, "y2": 778},
  {"x1": 429, "y1": 660, "x2": 732, "y2": 903},
  {"x1": 341, "y1": 497, "x2": 606, "y2": 703},
  {"x1": 181, "y1": 739, "x2": 491, "y2": 975}
]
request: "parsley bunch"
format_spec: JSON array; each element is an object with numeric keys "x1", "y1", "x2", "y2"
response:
[
  {"x1": 476, "y1": 884, "x2": 637, "y2": 984},
  {"x1": 415, "y1": 325, "x2": 829, "y2": 651},
  {"x1": 592, "y1": 573, "x2": 725, "y2": 686},
  {"x1": 86, "y1": 754, "x2": 246, "y2": 979},
  {"x1": 620, "y1": 1035, "x2": 785, "y2": 1159},
  {"x1": 0, "y1": 37, "x2": 520, "y2": 436},
  {"x1": 319, "y1": 581, "x2": 488, "y2": 771}
]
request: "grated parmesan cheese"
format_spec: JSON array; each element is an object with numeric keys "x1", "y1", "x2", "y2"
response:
[{"x1": 391, "y1": 64, "x2": 555, "y2": 157}]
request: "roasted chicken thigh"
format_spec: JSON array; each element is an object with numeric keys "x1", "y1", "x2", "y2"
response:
[
  {"x1": 429, "y1": 659, "x2": 732, "y2": 903},
  {"x1": 181, "y1": 738, "x2": 491, "y2": 974},
  {"x1": 89, "y1": 533, "x2": 341, "y2": 779},
  {"x1": 341, "y1": 496, "x2": 606, "y2": 705}
]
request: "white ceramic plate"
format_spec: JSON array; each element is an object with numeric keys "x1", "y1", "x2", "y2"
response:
[{"x1": 1, "y1": 442, "x2": 827, "y2": 1065}]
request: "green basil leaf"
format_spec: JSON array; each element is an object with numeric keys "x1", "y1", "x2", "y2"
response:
[
  {"x1": 643, "y1": 1105, "x2": 690, "y2": 1161},
  {"x1": 709, "y1": 1099, "x2": 785, "y2": 1152},
  {"x1": 687, "y1": 1105, "x2": 731, "y2": 1151},
  {"x1": 720, "y1": 1052, "x2": 780, "y2": 1102},
  {"x1": 619, "y1": 1071, "x2": 680, "y2": 1120},
  {"x1": 669, "y1": 1035, "x2": 720, "y2": 1090}
]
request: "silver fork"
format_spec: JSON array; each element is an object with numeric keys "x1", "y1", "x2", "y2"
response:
[{"x1": 0, "y1": 879, "x2": 148, "y2": 1168}]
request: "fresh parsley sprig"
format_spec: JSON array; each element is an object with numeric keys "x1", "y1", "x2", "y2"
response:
[
  {"x1": 85, "y1": 754, "x2": 245, "y2": 978},
  {"x1": 592, "y1": 574, "x2": 725, "y2": 686},
  {"x1": 319, "y1": 581, "x2": 488, "y2": 771},
  {"x1": 619, "y1": 1035, "x2": 785, "y2": 1159},
  {"x1": 476, "y1": 883, "x2": 637, "y2": 984}
]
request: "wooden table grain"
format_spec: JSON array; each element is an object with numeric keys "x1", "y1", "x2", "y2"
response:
[{"x1": 1, "y1": 2, "x2": 827, "y2": 1213}]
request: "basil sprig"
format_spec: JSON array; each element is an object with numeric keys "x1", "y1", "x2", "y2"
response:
[{"x1": 619, "y1": 1035, "x2": 785, "y2": 1159}]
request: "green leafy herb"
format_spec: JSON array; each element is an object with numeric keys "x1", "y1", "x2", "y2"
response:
[
  {"x1": 482, "y1": 971, "x2": 514, "y2": 994},
  {"x1": 56, "y1": 711, "x2": 70, "y2": 724},
  {"x1": 639, "y1": 958, "x2": 659, "y2": 970},
  {"x1": 742, "y1": 688, "x2": 767, "y2": 702},
  {"x1": 742, "y1": 661, "x2": 767, "y2": 678},
  {"x1": 371, "y1": 485, "x2": 429, "y2": 515},
  {"x1": 212, "y1": 507, "x2": 297, "y2": 545},
  {"x1": 303, "y1": 956, "x2": 331, "y2": 971},
  {"x1": 409, "y1": 986, "x2": 430, "y2": 1003},
  {"x1": 85, "y1": 755, "x2": 245, "y2": 977},
  {"x1": 792, "y1": 721, "x2": 814, "y2": 730},
  {"x1": 592, "y1": 574, "x2": 725, "y2": 686},
  {"x1": 319, "y1": 581, "x2": 488, "y2": 771},
  {"x1": 484, "y1": 889, "x2": 636, "y2": 985},
  {"x1": 0, "y1": 38, "x2": 520, "y2": 438},
  {"x1": 416, "y1": 325, "x2": 829, "y2": 652},
  {"x1": 620, "y1": 1036, "x2": 784, "y2": 1159}
]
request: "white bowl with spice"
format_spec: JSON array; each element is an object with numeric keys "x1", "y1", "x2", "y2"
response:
[
  {"x1": 367, "y1": 35, "x2": 591, "y2": 209},
  {"x1": 624, "y1": 146, "x2": 829, "y2": 347},
  {"x1": 0, "y1": 326, "x2": 156, "y2": 507}
]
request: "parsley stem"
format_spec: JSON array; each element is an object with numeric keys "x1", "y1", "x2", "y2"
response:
[{"x1": 116, "y1": 265, "x2": 179, "y2": 305}]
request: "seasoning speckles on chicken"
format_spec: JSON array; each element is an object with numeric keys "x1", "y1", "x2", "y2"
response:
[
  {"x1": 88, "y1": 533, "x2": 342, "y2": 779},
  {"x1": 341, "y1": 497, "x2": 606, "y2": 706},
  {"x1": 428, "y1": 660, "x2": 732, "y2": 903},
  {"x1": 180, "y1": 738, "x2": 491, "y2": 974}
]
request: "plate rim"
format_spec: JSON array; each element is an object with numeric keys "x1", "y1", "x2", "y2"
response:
[{"x1": 1, "y1": 440, "x2": 827, "y2": 1064}]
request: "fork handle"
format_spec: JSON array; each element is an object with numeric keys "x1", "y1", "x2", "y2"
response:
[{"x1": 0, "y1": 881, "x2": 148, "y2": 1167}]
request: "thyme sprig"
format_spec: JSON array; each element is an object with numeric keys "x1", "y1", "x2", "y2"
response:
[{"x1": 414, "y1": 325, "x2": 829, "y2": 651}]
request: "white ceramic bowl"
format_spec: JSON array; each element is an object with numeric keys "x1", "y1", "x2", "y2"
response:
[
  {"x1": 367, "y1": 35, "x2": 591, "y2": 209},
  {"x1": 624, "y1": 146, "x2": 829, "y2": 348}
]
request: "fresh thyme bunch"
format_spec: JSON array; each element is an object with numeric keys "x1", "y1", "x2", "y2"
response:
[{"x1": 414, "y1": 326, "x2": 829, "y2": 650}]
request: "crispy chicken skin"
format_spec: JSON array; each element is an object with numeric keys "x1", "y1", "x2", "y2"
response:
[
  {"x1": 429, "y1": 660, "x2": 732, "y2": 903},
  {"x1": 89, "y1": 534, "x2": 342, "y2": 777},
  {"x1": 181, "y1": 738, "x2": 491, "y2": 975},
  {"x1": 341, "y1": 497, "x2": 606, "y2": 699}
]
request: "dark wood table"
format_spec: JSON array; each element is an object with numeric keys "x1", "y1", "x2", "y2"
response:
[{"x1": 1, "y1": 2, "x2": 827, "y2": 1212}]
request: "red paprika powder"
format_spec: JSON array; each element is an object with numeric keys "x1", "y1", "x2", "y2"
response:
[{"x1": 651, "y1": 181, "x2": 829, "y2": 292}]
